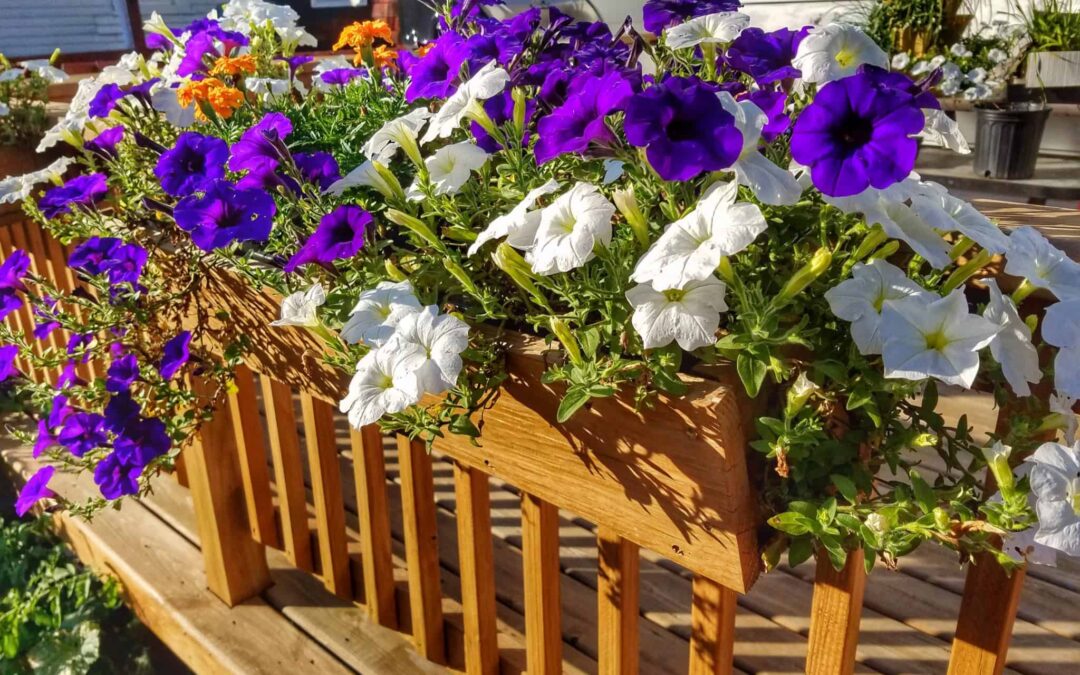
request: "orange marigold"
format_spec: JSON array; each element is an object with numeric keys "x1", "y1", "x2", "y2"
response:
[
  {"x1": 177, "y1": 77, "x2": 244, "y2": 122},
  {"x1": 333, "y1": 20, "x2": 393, "y2": 51},
  {"x1": 371, "y1": 45, "x2": 399, "y2": 70},
  {"x1": 209, "y1": 54, "x2": 258, "y2": 78},
  {"x1": 416, "y1": 42, "x2": 435, "y2": 57}
]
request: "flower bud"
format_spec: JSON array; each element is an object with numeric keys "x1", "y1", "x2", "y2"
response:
[
  {"x1": 785, "y1": 371, "x2": 819, "y2": 418},
  {"x1": 492, "y1": 243, "x2": 552, "y2": 311},
  {"x1": 777, "y1": 248, "x2": 832, "y2": 303},
  {"x1": 868, "y1": 240, "x2": 900, "y2": 260},
  {"x1": 443, "y1": 258, "x2": 480, "y2": 297},
  {"x1": 850, "y1": 225, "x2": 887, "y2": 264},
  {"x1": 716, "y1": 256, "x2": 735, "y2": 284},
  {"x1": 384, "y1": 259, "x2": 407, "y2": 282},
  {"x1": 49, "y1": 48, "x2": 62, "y2": 66},
  {"x1": 866, "y1": 513, "x2": 890, "y2": 534},
  {"x1": 948, "y1": 235, "x2": 976, "y2": 261},
  {"x1": 981, "y1": 441, "x2": 1016, "y2": 496},
  {"x1": 941, "y1": 249, "x2": 992, "y2": 294},
  {"x1": 932, "y1": 507, "x2": 950, "y2": 530},
  {"x1": 549, "y1": 318, "x2": 583, "y2": 366},
  {"x1": 371, "y1": 161, "x2": 405, "y2": 201},
  {"x1": 613, "y1": 187, "x2": 649, "y2": 248},
  {"x1": 511, "y1": 87, "x2": 527, "y2": 137},
  {"x1": 385, "y1": 209, "x2": 444, "y2": 252}
]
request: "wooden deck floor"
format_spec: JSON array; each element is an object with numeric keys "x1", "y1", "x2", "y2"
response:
[{"x1": 5, "y1": 386, "x2": 1080, "y2": 674}]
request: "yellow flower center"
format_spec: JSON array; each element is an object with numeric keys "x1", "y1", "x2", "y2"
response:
[
  {"x1": 924, "y1": 328, "x2": 949, "y2": 352},
  {"x1": 834, "y1": 47, "x2": 856, "y2": 68},
  {"x1": 663, "y1": 289, "x2": 687, "y2": 302}
]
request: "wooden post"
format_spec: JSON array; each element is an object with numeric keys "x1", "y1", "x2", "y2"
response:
[
  {"x1": 688, "y1": 575, "x2": 737, "y2": 675},
  {"x1": 947, "y1": 553, "x2": 1026, "y2": 675},
  {"x1": 226, "y1": 365, "x2": 279, "y2": 548},
  {"x1": 261, "y1": 377, "x2": 313, "y2": 572},
  {"x1": 352, "y1": 425, "x2": 397, "y2": 628},
  {"x1": 806, "y1": 550, "x2": 867, "y2": 675},
  {"x1": 184, "y1": 375, "x2": 271, "y2": 607},
  {"x1": 521, "y1": 493, "x2": 562, "y2": 675},
  {"x1": 454, "y1": 462, "x2": 499, "y2": 675},
  {"x1": 597, "y1": 527, "x2": 639, "y2": 675}
]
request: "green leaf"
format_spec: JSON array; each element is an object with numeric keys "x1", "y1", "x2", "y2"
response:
[
  {"x1": 909, "y1": 470, "x2": 937, "y2": 515},
  {"x1": 819, "y1": 535, "x2": 849, "y2": 571},
  {"x1": 651, "y1": 366, "x2": 689, "y2": 396},
  {"x1": 831, "y1": 474, "x2": 858, "y2": 504},
  {"x1": 768, "y1": 512, "x2": 818, "y2": 536},
  {"x1": 737, "y1": 351, "x2": 767, "y2": 398},
  {"x1": 579, "y1": 328, "x2": 601, "y2": 358},
  {"x1": 788, "y1": 536, "x2": 814, "y2": 568},
  {"x1": 556, "y1": 386, "x2": 592, "y2": 424}
]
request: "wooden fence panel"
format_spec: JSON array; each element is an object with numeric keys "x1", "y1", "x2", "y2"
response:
[
  {"x1": 688, "y1": 575, "x2": 736, "y2": 675},
  {"x1": 947, "y1": 552, "x2": 1026, "y2": 675},
  {"x1": 299, "y1": 393, "x2": 351, "y2": 599},
  {"x1": 227, "y1": 364, "x2": 279, "y2": 549},
  {"x1": 521, "y1": 492, "x2": 562, "y2": 675},
  {"x1": 351, "y1": 425, "x2": 397, "y2": 628}
]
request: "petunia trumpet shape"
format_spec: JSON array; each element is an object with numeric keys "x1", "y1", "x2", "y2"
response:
[
  {"x1": 824, "y1": 259, "x2": 930, "y2": 355},
  {"x1": 1027, "y1": 441, "x2": 1080, "y2": 557},
  {"x1": 388, "y1": 306, "x2": 470, "y2": 395},
  {"x1": 271, "y1": 283, "x2": 326, "y2": 328},
  {"x1": 339, "y1": 345, "x2": 423, "y2": 429},
  {"x1": 983, "y1": 279, "x2": 1041, "y2": 397},
  {"x1": 469, "y1": 179, "x2": 560, "y2": 256},
  {"x1": 664, "y1": 11, "x2": 749, "y2": 49},
  {"x1": 792, "y1": 23, "x2": 888, "y2": 84},
  {"x1": 340, "y1": 281, "x2": 422, "y2": 347},
  {"x1": 627, "y1": 277, "x2": 728, "y2": 351},
  {"x1": 527, "y1": 183, "x2": 615, "y2": 276},
  {"x1": 421, "y1": 61, "x2": 510, "y2": 144},
  {"x1": 717, "y1": 92, "x2": 803, "y2": 206}
]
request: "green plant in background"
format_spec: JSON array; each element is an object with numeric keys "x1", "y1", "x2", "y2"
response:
[
  {"x1": 0, "y1": 51, "x2": 63, "y2": 148},
  {"x1": 1016, "y1": 0, "x2": 1080, "y2": 50},
  {"x1": 856, "y1": 0, "x2": 970, "y2": 54},
  {"x1": 0, "y1": 515, "x2": 153, "y2": 674}
]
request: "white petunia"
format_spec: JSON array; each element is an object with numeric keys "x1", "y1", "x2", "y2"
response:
[
  {"x1": 950, "y1": 43, "x2": 974, "y2": 58},
  {"x1": 422, "y1": 141, "x2": 489, "y2": 196},
  {"x1": 421, "y1": 61, "x2": 509, "y2": 144},
  {"x1": 326, "y1": 160, "x2": 398, "y2": 199},
  {"x1": 664, "y1": 11, "x2": 749, "y2": 49},
  {"x1": 910, "y1": 60, "x2": 930, "y2": 77},
  {"x1": 988, "y1": 48, "x2": 1008, "y2": 64},
  {"x1": 527, "y1": 182, "x2": 615, "y2": 276},
  {"x1": 1027, "y1": 441, "x2": 1080, "y2": 557},
  {"x1": 891, "y1": 52, "x2": 911, "y2": 70},
  {"x1": 271, "y1": 283, "x2": 326, "y2": 328},
  {"x1": 0, "y1": 68, "x2": 25, "y2": 83},
  {"x1": 219, "y1": 0, "x2": 316, "y2": 46},
  {"x1": 880, "y1": 290, "x2": 1001, "y2": 388},
  {"x1": 18, "y1": 60, "x2": 66, "y2": 83},
  {"x1": 631, "y1": 180, "x2": 766, "y2": 291},
  {"x1": 1042, "y1": 299, "x2": 1080, "y2": 398},
  {"x1": 879, "y1": 200, "x2": 953, "y2": 269},
  {"x1": 246, "y1": 77, "x2": 294, "y2": 101},
  {"x1": 362, "y1": 108, "x2": 430, "y2": 165},
  {"x1": 0, "y1": 157, "x2": 74, "y2": 205},
  {"x1": 389, "y1": 306, "x2": 470, "y2": 395},
  {"x1": 929, "y1": 55, "x2": 947, "y2": 69},
  {"x1": 983, "y1": 279, "x2": 1041, "y2": 396},
  {"x1": 717, "y1": 93, "x2": 803, "y2": 206},
  {"x1": 920, "y1": 108, "x2": 971, "y2": 154},
  {"x1": 339, "y1": 346, "x2": 422, "y2": 429},
  {"x1": 627, "y1": 277, "x2": 728, "y2": 351},
  {"x1": 1051, "y1": 394, "x2": 1078, "y2": 445},
  {"x1": 469, "y1": 179, "x2": 560, "y2": 255},
  {"x1": 340, "y1": 281, "x2": 422, "y2": 347},
  {"x1": 824, "y1": 259, "x2": 930, "y2": 355},
  {"x1": 792, "y1": 23, "x2": 889, "y2": 84},
  {"x1": 142, "y1": 11, "x2": 176, "y2": 44},
  {"x1": 1005, "y1": 226, "x2": 1080, "y2": 301},
  {"x1": 967, "y1": 67, "x2": 988, "y2": 84},
  {"x1": 906, "y1": 182, "x2": 1009, "y2": 254}
]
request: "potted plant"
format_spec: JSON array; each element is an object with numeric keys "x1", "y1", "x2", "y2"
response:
[
  {"x1": 2, "y1": 0, "x2": 1079, "y2": 594},
  {"x1": 1020, "y1": 0, "x2": 1080, "y2": 87},
  {"x1": 0, "y1": 52, "x2": 64, "y2": 177}
]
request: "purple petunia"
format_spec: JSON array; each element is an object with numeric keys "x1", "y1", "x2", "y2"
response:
[
  {"x1": 85, "y1": 125, "x2": 125, "y2": 159},
  {"x1": 406, "y1": 31, "x2": 468, "y2": 102},
  {"x1": 105, "y1": 243, "x2": 148, "y2": 287},
  {"x1": 294, "y1": 152, "x2": 342, "y2": 192},
  {"x1": 66, "y1": 333, "x2": 94, "y2": 363},
  {"x1": 624, "y1": 76, "x2": 742, "y2": 181},
  {"x1": 158, "y1": 331, "x2": 191, "y2": 381},
  {"x1": 284, "y1": 205, "x2": 371, "y2": 273},
  {"x1": 114, "y1": 417, "x2": 171, "y2": 467},
  {"x1": 642, "y1": 0, "x2": 742, "y2": 34},
  {"x1": 39, "y1": 174, "x2": 109, "y2": 218},
  {"x1": 88, "y1": 84, "x2": 126, "y2": 118},
  {"x1": 0, "y1": 344, "x2": 19, "y2": 381},
  {"x1": 789, "y1": 70, "x2": 924, "y2": 197},
  {"x1": 319, "y1": 68, "x2": 368, "y2": 86},
  {"x1": 746, "y1": 89, "x2": 790, "y2": 141},
  {"x1": 15, "y1": 466, "x2": 55, "y2": 516},
  {"x1": 104, "y1": 391, "x2": 141, "y2": 433},
  {"x1": 154, "y1": 132, "x2": 230, "y2": 197},
  {"x1": 534, "y1": 69, "x2": 634, "y2": 164},
  {"x1": 94, "y1": 452, "x2": 142, "y2": 499},
  {"x1": 57, "y1": 361, "x2": 80, "y2": 388},
  {"x1": 68, "y1": 237, "x2": 121, "y2": 276},
  {"x1": 229, "y1": 113, "x2": 293, "y2": 188},
  {"x1": 32, "y1": 419, "x2": 56, "y2": 458},
  {"x1": 172, "y1": 180, "x2": 276, "y2": 252},
  {"x1": 725, "y1": 27, "x2": 809, "y2": 85},
  {"x1": 278, "y1": 54, "x2": 314, "y2": 76},
  {"x1": 0, "y1": 250, "x2": 30, "y2": 321},
  {"x1": 178, "y1": 27, "x2": 249, "y2": 77},
  {"x1": 106, "y1": 353, "x2": 139, "y2": 393},
  {"x1": 33, "y1": 296, "x2": 60, "y2": 340},
  {"x1": 472, "y1": 90, "x2": 535, "y2": 153},
  {"x1": 58, "y1": 412, "x2": 107, "y2": 457},
  {"x1": 48, "y1": 394, "x2": 73, "y2": 431}
]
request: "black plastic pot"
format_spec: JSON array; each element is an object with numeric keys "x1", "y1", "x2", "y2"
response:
[{"x1": 972, "y1": 103, "x2": 1050, "y2": 180}]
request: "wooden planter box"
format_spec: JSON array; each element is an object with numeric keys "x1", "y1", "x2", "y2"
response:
[{"x1": 1026, "y1": 51, "x2": 1080, "y2": 88}]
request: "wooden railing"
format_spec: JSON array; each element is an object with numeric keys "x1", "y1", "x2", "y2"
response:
[{"x1": 0, "y1": 204, "x2": 1042, "y2": 675}]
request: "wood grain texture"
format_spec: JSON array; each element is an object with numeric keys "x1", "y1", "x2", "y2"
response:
[
  {"x1": 806, "y1": 550, "x2": 867, "y2": 675},
  {"x1": 947, "y1": 553, "x2": 1027, "y2": 675},
  {"x1": 183, "y1": 374, "x2": 271, "y2": 606},
  {"x1": 300, "y1": 393, "x2": 351, "y2": 599},
  {"x1": 397, "y1": 435, "x2": 446, "y2": 664},
  {"x1": 453, "y1": 462, "x2": 499, "y2": 675},
  {"x1": 521, "y1": 492, "x2": 562, "y2": 675},
  {"x1": 688, "y1": 575, "x2": 736, "y2": 675},
  {"x1": 261, "y1": 376, "x2": 314, "y2": 571},
  {"x1": 352, "y1": 425, "x2": 398, "y2": 628},
  {"x1": 226, "y1": 364, "x2": 279, "y2": 548},
  {"x1": 597, "y1": 527, "x2": 639, "y2": 675}
]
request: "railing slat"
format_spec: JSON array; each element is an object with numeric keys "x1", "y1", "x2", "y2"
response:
[
  {"x1": 396, "y1": 434, "x2": 446, "y2": 664},
  {"x1": 184, "y1": 374, "x2": 270, "y2": 606},
  {"x1": 352, "y1": 424, "x2": 397, "y2": 627},
  {"x1": 947, "y1": 552, "x2": 1026, "y2": 675},
  {"x1": 688, "y1": 575, "x2": 736, "y2": 675},
  {"x1": 226, "y1": 365, "x2": 279, "y2": 549},
  {"x1": 806, "y1": 549, "x2": 867, "y2": 675},
  {"x1": 597, "y1": 527, "x2": 639, "y2": 675},
  {"x1": 521, "y1": 492, "x2": 562, "y2": 675},
  {"x1": 261, "y1": 376, "x2": 313, "y2": 571},
  {"x1": 299, "y1": 393, "x2": 351, "y2": 599},
  {"x1": 453, "y1": 461, "x2": 499, "y2": 675}
]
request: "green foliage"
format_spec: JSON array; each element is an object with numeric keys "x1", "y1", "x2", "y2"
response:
[
  {"x1": 857, "y1": 0, "x2": 965, "y2": 52},
  {"x1": 1017, "y1": 0, "x2": 1080, "y2": 51},
  {"x1": 0, "y1": 515, "x2": 152, "y2": 674},
  {"x1": 0, "y1": 56, "x2": 50, "y2": 147}
]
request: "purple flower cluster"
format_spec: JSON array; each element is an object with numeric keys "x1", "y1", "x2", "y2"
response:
[
  {"x1": 173, "y1": 180, "x2": 276, "y2": 252},
  {"x1": 642, "y1": 0, "x2": 743, "y2": 34},
  {"x1": 790, "y1": 69, "x2": 924, "y2": 197},
  {"x1": 726, "y1": 27, "x2": 809, "y2": 84},
  {"x1": 68, "y1": 237, "x2": 147, "y2": 287},
  {"x1": 0, "y1": 250, "x2": 30, "y2": 321},
  {"x1": 155, "y1": 132, "x2": 229, "y2": 197},
  {"x1": 285, "y1": 205, "x2": 371, "y2": 272},
  {"x1": 85, "y1": 126, "x2": 126, "y2": 159},
  {"x1": 177, "y1": 19, "x2": 249, "y2": 77}
]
